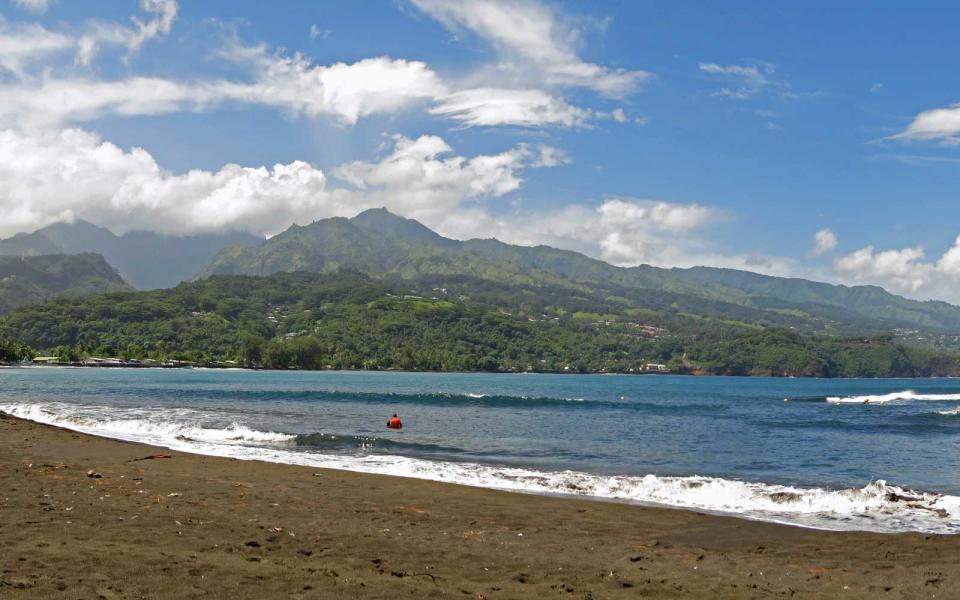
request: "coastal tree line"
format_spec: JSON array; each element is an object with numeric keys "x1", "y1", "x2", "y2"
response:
[{"x1": 1, "y1": 272, "x2": 958, "y2": 377}]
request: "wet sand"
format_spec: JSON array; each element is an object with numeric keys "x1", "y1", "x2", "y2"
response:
[{"x1": 2, "y1": 411, "x2": 959, "y2": 599}]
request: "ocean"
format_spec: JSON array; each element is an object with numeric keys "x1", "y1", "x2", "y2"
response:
[{"x1": 3, "y1": 367, "x2": 960, "y2": 534}]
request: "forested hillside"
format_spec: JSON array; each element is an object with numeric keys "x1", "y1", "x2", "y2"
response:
[
  {"x1": 199, "y1": 209, "x2": 960, "y2": 344},
  {"x1": 0, "y1": 254, "x2": 131, "y2": 315},
  {"x1": 1, "y1": 271, "x2": 955, "y2": 377}
]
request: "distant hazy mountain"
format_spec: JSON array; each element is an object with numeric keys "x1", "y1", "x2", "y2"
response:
[
  {"x1": 0, "y1": 254, "x2": 131, "y2": 315},
  {"x1": 197, "y1": 208, "x2": 960, "y2": 335},
  {"x1": 0, "y1": 220, "x2": 263, "y2": 289}
]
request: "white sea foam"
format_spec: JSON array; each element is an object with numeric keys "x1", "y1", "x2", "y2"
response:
[
  {"x1": 3, "y1": 401, "x2": 960, "y2": 534},
  {"x1": 465, "y1": 393, "x2": 486, "y2": 398},
  {"x1": 937, "y1": 407, "x2": 960, "y2": 416},
  {"x1": 0, "y1": 402, "x2": 295, "y2": 447},
  {"x1": 826, "y1": 390, "x2": 960, "y2": 404}
]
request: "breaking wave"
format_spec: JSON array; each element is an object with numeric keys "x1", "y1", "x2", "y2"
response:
[
  {"x1": 825, "y1": 390, "x2": 960, "y2": 404},
  {"x1": 3, "y1": 400, "x2": 960, "y2": 534}
]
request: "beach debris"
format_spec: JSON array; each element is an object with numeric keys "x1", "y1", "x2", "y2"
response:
[
  {"x1": 272, "y1": 527, "x2": 284, "y2": 533},
  {"x1": 86, "y1": 470, "x2": 102, "y2": 479},
  {"x1": 167, "y1": 492, "x2": 182, "y2": 497},
  {"x1": 129, "y1": 453, "x2": 173, "y2": 462}
]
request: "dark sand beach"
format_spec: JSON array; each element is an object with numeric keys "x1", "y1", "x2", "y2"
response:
[{"x1": 2, "y1": 411, "x2": 959, "y2": 599}]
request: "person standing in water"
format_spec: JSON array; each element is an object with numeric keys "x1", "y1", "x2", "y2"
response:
[{"x1": 387, "y1": 413, "x2": 402, "y2": 430}]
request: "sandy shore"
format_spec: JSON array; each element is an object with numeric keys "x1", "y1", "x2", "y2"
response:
[{"x1": 2, "y1": 412, "x2": 959, "y2": 599}]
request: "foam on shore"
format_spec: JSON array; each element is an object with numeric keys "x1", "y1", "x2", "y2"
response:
[
  {"x1": 4, "y1": 400, "x2": 960, "y2": 534},
  {"x1": 826, "y1": 390, "x2": 960, "y2": 404}
]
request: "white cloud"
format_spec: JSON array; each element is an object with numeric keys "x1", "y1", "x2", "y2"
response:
[
  {"x1": 0, "y1": 50, "x2": 448, "y2": 128},
  {"x1": 699, "y1": 61, "x2": 773, "y2": 100},
  {"x1": 410, "y1": 0, "x2": 649, "y2": 97},
  {"x1": 833, "y1": 238, "x2": 960, "y2": 301},
  {"x1": 127, "y1": 0, "x2": 177, "y2": 54},
  {"x1": 0, "y1": 120, "x2": 811, "y2": 284},
  {"x1": 595, "y1": 107, "x2": 629, "y2": 123},
  {"x1": 591, "y1": 198, "x2": 714, "y2": 265},
  {"x1": 0, "y1": 20, "x2": 73, "y2": 75},
  {"x1": 0, "y1": 128, "x2": 560, "y2": 238},
  {"x1": 332, "y1": 134, "x2": 564, "y2": 223},
  {"x1": 430, "y1": 88, "x2": 591, "y2": 127},
  {"x1": 0, "y1": 123, "x2": 786, "y2": 277},
  {"x1": 936, "y1": 237, "x2": 960, "y2": 276},
  {"x1": 835, "y1": 245, "x2": 931, "y2": 294},
  {"x1": 308, "y1": 24, "x2": 331, "y2": 40},
  {"x1": 0, "y1": 40, "x2": 608, "y2": 129},
  {"x1": 0, "y1": 77, "x2": 211, "y2": 128},
  {"x1": 0, "y1": 1, "x2": 177, "y2": 74},
  {"x1": 812, "y1": 228, "x2": 838, "y2": 256},
  {"x1": 891, "y1": 104, "x2": 960, "y2": 144},
  {"x1": 218, "y1": 48, "x2": 447, "y2": 125},
  {"x1": 2, "y1": 1, "x2": 620, "y2": 129},
  {"x1": 11, "y1": 0, "x2": 53, "y2": 13},
  {"x1": 431, "y1": 196, "x2": 798, "y2": 276},
  {"x1": 74, "y1": 0, "x2": 178, "y2": 66}
]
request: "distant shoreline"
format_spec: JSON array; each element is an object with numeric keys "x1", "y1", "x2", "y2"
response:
[{"x1": 4, "y1": 362, "x2": 959, "y2": 379}]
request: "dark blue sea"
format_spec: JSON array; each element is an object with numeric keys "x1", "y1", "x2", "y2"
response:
[{"x1": 3, "y1": 367, "x2": 960, "y2": 533}]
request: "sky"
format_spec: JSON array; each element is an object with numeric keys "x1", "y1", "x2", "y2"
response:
[{"x1": 2, "y1": 1, "x2": 960, "y2": 302}]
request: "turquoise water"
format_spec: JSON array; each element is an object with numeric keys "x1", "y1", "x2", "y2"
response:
[{"x1": 3, "y1": 367, "x2": 960, "y2": 532}]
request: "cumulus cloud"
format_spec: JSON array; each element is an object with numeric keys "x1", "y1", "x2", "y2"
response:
[
  {"x1": 0, "y1": 128, "x2": 562, "y2": 238},
  {"x1": 589, "y1": 199, "x2": 714, "y2": 265},
  {"x1": 835, "y1": 246, "x2": 932, "y2": 294},
  {"x1": 428, "y1": 196, "x2": 797, "y2": 276},
  {"x1": 891, "y1": 103, "x2": 960, "y2": 144},
  {"x1": 216, "y1": 46, "x2": 447, "y2": 125},
  {"x1": 430, "y1": 196, "x2": 735, "y2": 267},
  {"x1": 812, "y1": 228, "x2": 838, "y2": 256},
  {"x1": 411, "y1": 0, "x2": 649, "y2": 97},
  {"x1": 0, "y1": 123, "x2": 791, "y2": 277},
  {"x1": 332, "y1": 134, "x2": 558, "y2": 222},
  {"x1": 833, "y1": 238, "x2": 960, "y2": 301}
]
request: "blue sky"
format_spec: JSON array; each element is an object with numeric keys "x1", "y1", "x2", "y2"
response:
[{"x1": 2, "y1": 0, "x2": 960, "y2": 301}]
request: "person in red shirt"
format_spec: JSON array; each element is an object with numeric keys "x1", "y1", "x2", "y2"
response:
[{"x1": 387, "y1": 413, "x2": 402, "y2": 430}]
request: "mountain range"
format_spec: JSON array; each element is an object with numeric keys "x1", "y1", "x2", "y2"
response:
[
  {"x1": 4, "y1": 209, "x2": 960, "y2": 348},
  {"x1": 198, "y1": 208, "x2": 960, "y2": 341},
  {"x1": 0, "y1": 220, "x2": 262, "y2": 290}
]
